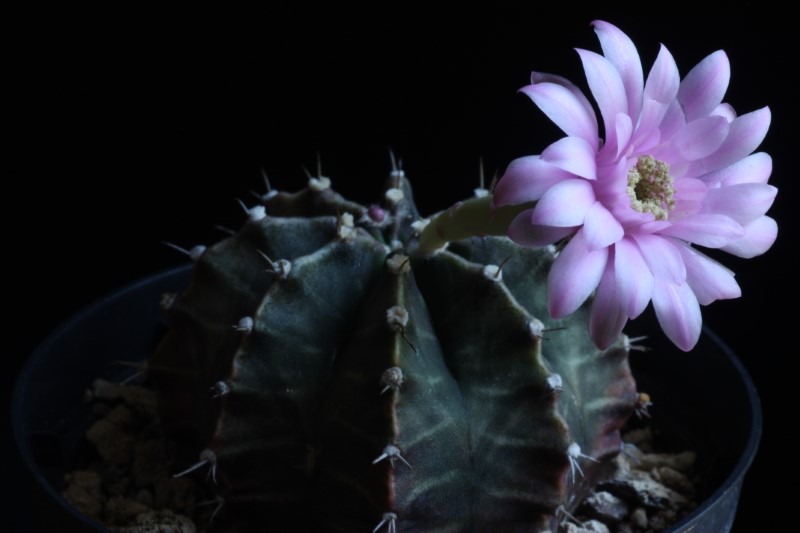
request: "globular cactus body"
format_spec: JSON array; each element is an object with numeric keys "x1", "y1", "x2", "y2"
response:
[{"x1": 150, "y1": 170, "x2": 639, "y2": 532}]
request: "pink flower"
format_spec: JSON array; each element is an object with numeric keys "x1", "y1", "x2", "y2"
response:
[{"x1": 493, "y1": 21, "x2": 777, "y2": 351}]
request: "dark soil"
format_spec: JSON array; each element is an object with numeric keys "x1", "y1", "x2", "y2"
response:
[{"x1": 64, "y1": 379, "x2": 698, "y2": 533}]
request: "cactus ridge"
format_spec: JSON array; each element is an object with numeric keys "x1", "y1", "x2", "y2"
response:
[{"x1": 149, "y1": 169, "x2": 638, "y2": 532}]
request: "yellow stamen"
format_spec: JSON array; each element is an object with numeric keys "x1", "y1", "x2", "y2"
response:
[{"x1": 627, "y1": 156, "x2": 676, "y2": 220}]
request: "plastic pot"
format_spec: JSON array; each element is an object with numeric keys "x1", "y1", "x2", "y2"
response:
[{"x1": 12, "y1": 265, "x2": 761, "y2": 532}]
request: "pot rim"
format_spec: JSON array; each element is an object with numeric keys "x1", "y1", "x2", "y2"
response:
[
  {"x1": 666, "y1": 325, "x2": 763, "y2": 532},
  {"x1": 12, "y1": 264, "x2": 189, "y2": 531}
]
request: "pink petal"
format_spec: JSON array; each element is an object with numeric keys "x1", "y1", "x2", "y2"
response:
[
  {"x1": 590, "y1": 260, "x2": 628, "y2": 350},
  {"x1": 521, "y1": 75, "x2": 599, "y2": 148},
  {"x1": 638, "y1": 45, "x2": 680, "y2": 140},
  {"x1": 576, "y1": 48, "x2": 629, "y2": 152},
  {"x1": 583, "y1": 201, "x2": 624, "y2": 249},
  {"x1": 695, "y1": 107, "x2": 771, "y2": 174},
  {"x1": 614, "y1": 113, "x2": 634, "y2": 159},
  {"x1": 701, "y1": 183, "x2": 777, "y2": 225},
  {"x1": 659, "y1": 214, "x2": 744, "y2": 248},
  {"x1": 701, "y1": 152, "x2": 772, "y2": 187},
  {"x1": 667, "y1": 159, "x2": 690, "y2": 179},
  {"x1": 637, "y1": 220, "x2": 672, "y2": 234},
  {"x1": 530, "y1": 178, "x2": 596, "y2": 227},
  {"x1": 672, "y1": 116, "x2": 730, "y2": 161},
  {"x1": 632, "y1": 124, "x2": 661, "y2": 154},
  {"x1": 677, "y1": 50, "x2": 730, "y2": 122},
  {"x1": 507, "y1": 208, "x2": 577, "y2": 248},
  {"x1": 541, "y1": 136, "x2": 598, "y2": 180},
  {"x1": 720, "y1": 216, "x2": 778, "y2": 258},
  {"x1": 659, "y1": 98, "x2": 686, "y2": 140},
  {"x1": 592, "y1": 20, "x2": 644, "y2": 120},
  {"x1": 677, "y1": 245, "x2": 741, "y2": 305},
  {"x1": 644, "y1": 45, "x2": 680, "y2": 106},
  {"x1": 531, "y1": 71, "x2": 597, "y2": 115},
  {"x1": 711, "y1": 103, "x2": 737, "y2": 122},
  {"x1": 652, "y1": 279, "x2": 702, "y2": 352},
  {"x1": 614, "y1": 238, "x2": 654, "y2": 318},
  {"x1": 593, "y1": 157, "x2": 630, "y2": 203},
  {"x1": 632, "y1": 234, "x2": 686, "y2": 285},
  {"x1": 493, "y1": 156, "x2": 575, "y2": 206},
  {"x1": 672, "y1": 177, "x2": 708, "y2": 218},
  {"x1": 548, "y1": 229, "x2": 608, "y2": 318},
  {"x1": 612, "y1": 210, "x2": 656, "y2": 230}
]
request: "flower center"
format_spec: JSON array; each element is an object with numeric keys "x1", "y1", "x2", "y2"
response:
[{"x1": 627, "y1": 155, "x2": 675, "y2": 221}]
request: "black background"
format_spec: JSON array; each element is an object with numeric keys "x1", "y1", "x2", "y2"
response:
[{"x1": 6, "y1": 6, "x2": 795, "y2": 531}]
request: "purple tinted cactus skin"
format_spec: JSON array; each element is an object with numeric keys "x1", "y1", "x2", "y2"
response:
[
  {"x1": 149, "y1": 216, "x2": 341, "y2": 449},
  {"x1": 148, "y1": 169, "x2": 639, "y2": 532}
]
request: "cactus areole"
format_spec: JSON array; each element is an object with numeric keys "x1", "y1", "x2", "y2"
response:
[{"x1": 148, "y1": 168, "x2": 639, "y2": 532}]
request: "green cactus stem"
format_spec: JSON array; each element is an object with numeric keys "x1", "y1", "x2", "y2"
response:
[
  {"x1": 148, "y1": 165, "x2": 639, "y2": 532},
  {"x1": 415, "y1": 195, "x2": 533, "y2": 255}
]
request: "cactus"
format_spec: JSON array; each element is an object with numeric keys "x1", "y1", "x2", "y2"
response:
[{"x1": 149, "y1": 167, "x2": 639, "y2": 532}]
